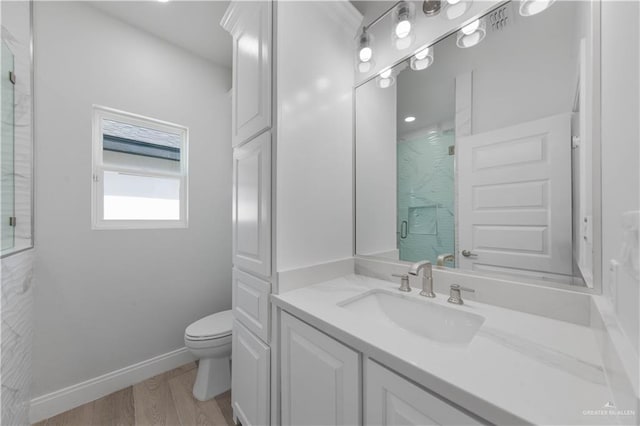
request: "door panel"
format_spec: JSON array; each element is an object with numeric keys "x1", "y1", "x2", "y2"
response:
[
  {"x1": 232, "y1": 131, "x2": 271, "y2": 277},
  {"x1": 365, "y1": 359, "x2": 482, "y2": 426},
  {"x1": 280, "y1": 312, "x2": 360, "y2": 426},
  {"x1": 458, "y1": 114, "x2": 572, "y2": 277},
  {"x1": 232, "y1": 320, "x2": 270, "y2": 426},
  {"x1": 228, "y1": 1, "x2": 272, "y2": 146}
]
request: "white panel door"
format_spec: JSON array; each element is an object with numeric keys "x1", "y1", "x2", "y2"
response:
[
  {"x1": 225, "y1": 0, "x2": 272, "y2": 147},
  {"x1": 457, "y1": 114, "x2": 572, "y2": 277},
  {"x1": 280, "y1": 312, "x2": 360, "y2": 426},
  {"x1": 365, "y1": 360, "x2": 482, "y2": 426},
  {"x1": 232, "y1": 320, "x2": 270, "y2": 426},
  {"x1": 233, "y1": 131, "x2": 271, "y2": 278},
  {"x1": 233, "y1": 267, "x2": 271, "y2": 342}
]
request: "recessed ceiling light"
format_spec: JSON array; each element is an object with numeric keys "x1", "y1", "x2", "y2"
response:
[
  {"x1": 404, "y1": 116, "x2": 416, "y2": 123},
  {"x1": 158, "y1": 0, "x2": 170, "y2": 3}
]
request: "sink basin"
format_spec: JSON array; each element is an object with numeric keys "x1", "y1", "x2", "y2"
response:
[{"x1": 338, "y1": 290, "x2": 485, "y2": 346}]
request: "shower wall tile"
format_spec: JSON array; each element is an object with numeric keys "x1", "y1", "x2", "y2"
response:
[{"x1": 1, "y1": 249, "x2": 34, "y2": 426}]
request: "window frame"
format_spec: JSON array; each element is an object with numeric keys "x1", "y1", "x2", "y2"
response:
[{"x1": 91, "y1": 105, "x2": 189, "y2": 230}]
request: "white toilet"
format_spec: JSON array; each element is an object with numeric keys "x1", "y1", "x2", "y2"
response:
[{"x1": 184, "y1": 309, "x2": 233, "y2": 401}]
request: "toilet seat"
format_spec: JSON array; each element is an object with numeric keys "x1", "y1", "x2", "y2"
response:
[{"x1": 185, "y1": 310, "x2": 233, "y2": 341}]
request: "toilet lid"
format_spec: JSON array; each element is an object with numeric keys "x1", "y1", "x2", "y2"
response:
[{"x1": 185, "y1": 310, "x2": 233, "y2": 340}]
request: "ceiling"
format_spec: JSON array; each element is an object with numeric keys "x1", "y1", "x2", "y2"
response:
[{"x1": 90, "y1": 0, "x2": 232, "y2": 69}]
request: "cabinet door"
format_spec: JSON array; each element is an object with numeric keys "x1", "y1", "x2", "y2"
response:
[
  {"x1": 228, "y1": 0, "x2": 272, "y2": 146},
  {"x1": 233, "y1": 268, "x2": 270, "y2": 342},
  {"x1": 232, "y1": 131, "x2": 271, "y2": 278},
  {"x1": 232, "y1": 320, "x2": 270, "y2": 426},
  {"x1": 365, "y1": 360, "x2": 483, "y2": 426},
  {"x1": 280, "y1": 312, "x2": 360, "y2": 426}
]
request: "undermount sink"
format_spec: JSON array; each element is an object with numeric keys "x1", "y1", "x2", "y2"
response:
[{"x1": 338, "y1": 289, "x2": 485, "y2": 346}]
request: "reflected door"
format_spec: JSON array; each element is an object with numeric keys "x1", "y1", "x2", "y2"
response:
[{"x1": 457, "y1": 114, "x2": 573, "y2": 279}]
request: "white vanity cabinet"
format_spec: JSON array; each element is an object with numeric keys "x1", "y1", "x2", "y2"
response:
[
  {"x1": 280, "y1": 312, "x2": 360, "y2": 426},
  {"x1": 222, "y1": 0, "x2": 272, "y2": 147},
  {"x1": 232, "y1": 320, "x2": 270, "y2": 426},
  {"x1": 278, "y1": 311, "x2": 486, "y2": 426},
  {"x1": 365, "y1": 360, "x2": 482, "y2": 426},
  {"x1": 232, "y1": 131, "x2": 271, "y2": 278}
]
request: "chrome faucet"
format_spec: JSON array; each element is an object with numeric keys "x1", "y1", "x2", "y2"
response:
[
  {"x1": 408, "y1": 260, "x2": 435, "y2": 298},
  {"x1": 436, "y1": 253, "x2": 455, "y2": 267}
]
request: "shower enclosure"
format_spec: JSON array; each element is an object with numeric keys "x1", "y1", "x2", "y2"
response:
[{"x1": 397, "y1": 127, "x2": 455, "y2": 264}]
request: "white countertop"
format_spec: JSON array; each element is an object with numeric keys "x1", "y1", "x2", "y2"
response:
[{"x1": 272, "y1": 274, "x2": 613, "y2": 426}]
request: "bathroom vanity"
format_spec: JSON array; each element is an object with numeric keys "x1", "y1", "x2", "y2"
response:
[
  {"x1": 272, "y1": 274, "x2": 612, "y2": 425},
  {"x1": 222, "y1": 0, "x2": 638, "y2": 425}
]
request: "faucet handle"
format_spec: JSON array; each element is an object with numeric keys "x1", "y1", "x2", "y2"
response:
[
  {"x1": 447, "y1": 284, "x2": 475, "y2": 305},
  {"x1": 391, "y1": 274, "x2": 411, "y2": 292},
  {"x1": 453, "y1": 284, "x2": 475, "y2": 293}
]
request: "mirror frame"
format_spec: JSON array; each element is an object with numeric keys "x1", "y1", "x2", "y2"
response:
[{"x1": 352, "y1": 0, "x2": 603, "y2": 295}]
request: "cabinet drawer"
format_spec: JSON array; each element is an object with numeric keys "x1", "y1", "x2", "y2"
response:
[
  {"x1": 233, "y1": 268, "x2": 270, "y2": 342},
  {"x1": 365, "y1": 359, "x2": 483, "y2": 425},
  {"x1": 232, "y1": 320, "x2": 270, "y2": 426}
]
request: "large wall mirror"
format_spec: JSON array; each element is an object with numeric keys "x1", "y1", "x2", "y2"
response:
[{"x1": 355, "y1": 0, "x2": 601, "y2": 291}]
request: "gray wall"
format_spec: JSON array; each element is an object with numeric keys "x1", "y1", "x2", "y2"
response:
[{"x1": 33, "y1": 1, "x2": 232, "y2": 398}]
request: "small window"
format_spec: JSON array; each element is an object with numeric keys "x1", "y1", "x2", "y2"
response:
[{"x1": 92, "y1": 106, "x2": 188, "y2": 229}]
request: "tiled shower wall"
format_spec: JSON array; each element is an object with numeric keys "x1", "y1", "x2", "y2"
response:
[{"x1": 1, "y1": 250, "x2": 34, "y2": 425}]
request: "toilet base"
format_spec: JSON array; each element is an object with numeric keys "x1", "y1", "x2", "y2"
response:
[{"x1": 192, "y1": 356, "x2": 231, "y2": 401}]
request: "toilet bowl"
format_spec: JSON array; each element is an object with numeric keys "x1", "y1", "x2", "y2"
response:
[{"x1": 184, "y1": 309, "x2": 233, "y2": 401}]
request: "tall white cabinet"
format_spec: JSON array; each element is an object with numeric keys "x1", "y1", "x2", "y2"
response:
[
  {"x1": 222, "y1": 2, "x2": 273, "y2": 425},
  {"x1": 222, "y1": 1, "x2": 361, "y2": 424}
]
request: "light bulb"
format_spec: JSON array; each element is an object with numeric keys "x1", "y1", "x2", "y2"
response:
[
  {"x1": 456, "y1": 18, "x2": 486, "y2": 48},
  {"x1": 359, "y1": 47, "x2": 372, "y2": 62},
  {"x1": 380, "y1": 68, "x2": 392, "y2": 79},
  {"x1": 395, "y1": 19, "x2": 412, "y2": 39},
  {"x1": 358, "y1": 61, "x2": 372, "y2": 73},
  {"x1": 444, "y1": 0, "x2": 471, "y2": 20},
  {"x1": 519, "y1": 0, "x2": 556, "y2": 17},
  {"x1": 461, "y1": 19, "x2": 480, "y2": 35},
  {"x1": 414, "y1": 46, "x2": 432, "y2": 60},
  {"x1": 404, "y1": 116, "x2": 416, "y2": 123},
  {"x1": 379, "y1": 78, "x2": 392, "y2": 89}
]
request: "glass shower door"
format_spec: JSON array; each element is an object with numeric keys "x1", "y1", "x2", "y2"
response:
[
  {"x1": 397, "y1": 129, "x2": 455, "y2": 264},
  {"x1": 1, "y1": 40, "x2": 15, "y2": 252}
]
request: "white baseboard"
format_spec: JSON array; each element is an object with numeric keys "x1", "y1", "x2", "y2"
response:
[{"x1": 29, "y1": 346, "x2": 196, "y2": 423}]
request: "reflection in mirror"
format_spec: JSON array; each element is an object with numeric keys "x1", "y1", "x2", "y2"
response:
[{"x1": 355, "y1": 0, "x2": 597, "y2": 289}]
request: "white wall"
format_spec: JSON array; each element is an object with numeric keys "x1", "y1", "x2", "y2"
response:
[
  {"x1": 32, "y1": 1, "x2": 232, "y2": 401},
  {"x1": 601, "y1": 0, "x2": 640, "y2": 355},
  {"x1": 355, "y1": 80, "x2": 397, "y2": 257},
  {"x1": 276, "y1": 1, "x2": 360, "y2": 273}
]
